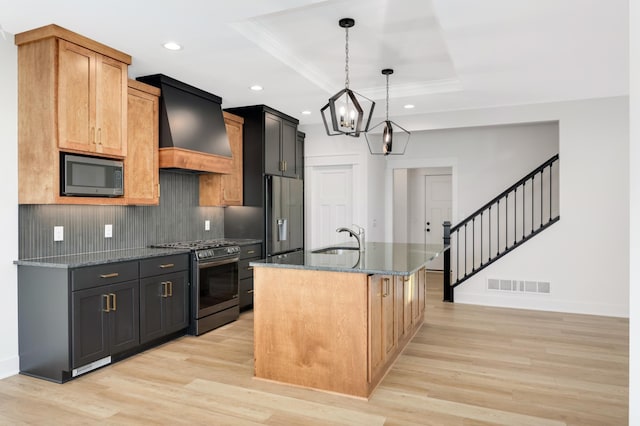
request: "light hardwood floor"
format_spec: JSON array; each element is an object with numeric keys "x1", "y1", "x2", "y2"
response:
[{"x1": 0, "y1": 272, "x2": 628, "y2": 425}]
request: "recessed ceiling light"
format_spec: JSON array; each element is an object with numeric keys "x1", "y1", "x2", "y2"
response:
[
  {"x1": 301, "y1": 110, "x2": 311, "y2": 115},
  {"x1": 250, "y1": 85, "x2": 263, "y2": 91},
  {"x1": 404, "y1": 104, "x2": 415, "y2": 109},
  {"x1": 163, "y1": 42, "x2": 182, "y2": 51}
]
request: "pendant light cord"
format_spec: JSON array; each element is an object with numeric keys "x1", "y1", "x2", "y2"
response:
[
  {"x1": 385, "y1": 73, "x2": 389, "y2": 121},
  {"x1": 344, "y1": 26, "x2": 350, "y2": 89}
]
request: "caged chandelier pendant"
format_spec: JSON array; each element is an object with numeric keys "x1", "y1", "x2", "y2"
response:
[
  {"x1": 365, "y1": 68, "x2": 410, "y2": 155},
  {"x1": 320, "y1": 18, "x2": 375, "y2": 137}
]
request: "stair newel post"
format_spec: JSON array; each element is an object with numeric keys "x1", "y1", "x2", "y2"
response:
[{"x1": 443, "y1": 221, "x2": 453, "y2": 302}]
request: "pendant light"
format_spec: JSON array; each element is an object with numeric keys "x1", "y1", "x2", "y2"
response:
[
  {"x1": 365, "y1": 69, "x2": 410, "y2": 155},
  {"x1": 320, "y1": 18, "x2": 375, "y2": 137}
]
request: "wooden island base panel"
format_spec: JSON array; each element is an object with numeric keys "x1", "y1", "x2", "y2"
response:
[{"x1": 253, "y1": 265, "x2": 427, "y2": 399}]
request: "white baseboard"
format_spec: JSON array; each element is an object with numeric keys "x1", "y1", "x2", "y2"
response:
[{"x1": 0, "y1": 356, "x2": 19, "y2": 380}]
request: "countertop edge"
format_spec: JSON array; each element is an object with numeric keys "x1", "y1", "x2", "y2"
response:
[
  {"x1": 14, "y1": 248, "x2": 192, "y2": 268},
  {"x1": 249, "y1": 261, "x2": 422, "y2": 276}
]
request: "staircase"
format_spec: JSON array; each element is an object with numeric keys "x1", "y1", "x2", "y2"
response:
[{"x1": 442, "y1": 154, "x2": 559, "y2": 302}]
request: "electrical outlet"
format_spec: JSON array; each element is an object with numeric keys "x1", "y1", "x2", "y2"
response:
[
  {"x1": 205, "y1": 220, "x2": 210, "y2": 231},
  {"x1": 54, "y1": 226, "x2": 64, "y2": 242},
  {"x1": 105, "y1": 224, "x2": 113, "y2": 238}
]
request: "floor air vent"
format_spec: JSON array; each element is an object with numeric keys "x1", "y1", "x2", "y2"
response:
[{"x1": 487, "y1": 278, "x2": 550, "y2": 294}]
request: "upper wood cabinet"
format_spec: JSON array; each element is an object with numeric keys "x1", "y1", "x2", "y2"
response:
[
  {"x1": 199, "y1": 112, "x2": 244, "y2": 206},
  {"x1": 58, "y1": 40, "x2": 127, "y2": 157},
  {"x1": 125, "y1": 80, "x2": 160, "y2": 205},
  {"x1": 15, "y1": 24, "x2": 132, "y2": 205}
]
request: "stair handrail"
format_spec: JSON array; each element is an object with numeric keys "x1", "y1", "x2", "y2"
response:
[{"x1": 450, "y1": 153, "x2": 559, "y2": 233}]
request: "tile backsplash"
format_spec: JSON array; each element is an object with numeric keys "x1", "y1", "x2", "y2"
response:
[{"x1": 19, "y1": 171, "x2": 224, "y2": 259}]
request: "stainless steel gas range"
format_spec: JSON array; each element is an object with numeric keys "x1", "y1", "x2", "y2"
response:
[{"x1": 151, "y1": 240, "x2": 240, "y2": 336}]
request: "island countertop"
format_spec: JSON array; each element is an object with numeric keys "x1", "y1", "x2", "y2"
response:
[{"x1": 250, "y1": 242, "x2": 446, "y2": 276}]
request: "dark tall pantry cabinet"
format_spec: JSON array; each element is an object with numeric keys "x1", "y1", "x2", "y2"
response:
[{"x1": 224, "y1": 105, "x2": 304, "y2": 260}]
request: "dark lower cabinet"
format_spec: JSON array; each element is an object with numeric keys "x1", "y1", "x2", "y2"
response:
[
  {"x1": 18, "y1": 253, "x2": 189, "y2": 383},
  {"x1": 72, "y1": 280, "x2": 139, "y2": 369},
  {"x1": 140, "y1": 271, "x2": 189, "y2": 344},
  {"x1": 238, "y1": 243, "x2": 262, "y2": 310}
]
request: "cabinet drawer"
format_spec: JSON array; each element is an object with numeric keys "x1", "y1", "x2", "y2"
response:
[
  {"x1": 239, "y1": 244, "x2": 262, "y2": 259},
  {"x1": 239, "y1": 259, "x2": 255, "y2": 280},
  {"x1": 72, "y1": 261, "x2": 138, "y2": 291},
  {"x1": 239, "y1": 277, "x2": 254, "y2": 309},
  {"x1": 139, "y1": 254, "x2": 189, "y2": 278}
]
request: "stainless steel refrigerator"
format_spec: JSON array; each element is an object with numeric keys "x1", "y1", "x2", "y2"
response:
[{"x1": 265, "y1": 175, "x2": 304, "y2": 257}]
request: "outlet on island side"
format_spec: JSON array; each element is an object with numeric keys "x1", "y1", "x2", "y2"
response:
[
  {"x1": 105, "y1": 224, "x2": 113, "y2": 238},
  {"x1": 205, "y1": 220, "x2": 210, "y2": 231},
  {"x1": 54, "y1": 226, "x2": 64, "y2": 242}
]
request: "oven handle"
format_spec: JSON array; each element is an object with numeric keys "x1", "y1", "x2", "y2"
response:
[{"x1": 197, "y1": 256, "x2": 240, "y2": 268}]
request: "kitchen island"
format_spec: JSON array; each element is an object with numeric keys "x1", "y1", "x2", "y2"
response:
[{"x1": 250, "y1": 242, "x2": 445, "y2": 398}]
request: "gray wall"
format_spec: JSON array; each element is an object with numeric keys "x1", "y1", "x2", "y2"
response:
[{"x1": 19, "y1": 171, "x2": 224, "y2": 259}]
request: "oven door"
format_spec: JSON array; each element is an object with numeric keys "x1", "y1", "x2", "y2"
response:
[{"x1": 195, "y1": 256, "x2": 239, "y2": 319}]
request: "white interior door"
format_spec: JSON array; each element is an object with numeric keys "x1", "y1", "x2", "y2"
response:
[
  {"x1": 309, "y1": 165, "x2": 353, "y2": 249},
  {"x1": 424, "y1": 174, "x2": 452, "y2": 269}
]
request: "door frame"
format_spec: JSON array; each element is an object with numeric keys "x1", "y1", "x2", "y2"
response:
[{"x1": 385, "y1": 156, "x2": 458, "y2": 244}]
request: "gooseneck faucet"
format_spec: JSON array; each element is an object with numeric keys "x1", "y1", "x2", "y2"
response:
[{"x1": 336, "y1": 224, "x2": 365, "y2": 252}]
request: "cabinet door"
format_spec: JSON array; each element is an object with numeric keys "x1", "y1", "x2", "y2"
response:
[
  {"x1": 239, "y1": 277, "x2": 254, "y2": 309},
  {"x1": 58, "y1": 40, "x2": 95, "y2": 153},
  {"x1": 418, "y1": 267, "x2": 426, "y2": 317},
  {"x1": 108, "y1": 280, "x2": 140, "y2": 355},
  {"x1": 95, "y1": 55, "x2": 127, "y2": 156},
  {"x1": 139, "y1": 276, "x2": 165, "y2": 344},
  {"x1": 264, "y1": 113, "x2": 282, "y2": 175},
  {"x1": 411, "y1": 271, "x2": 420, "y2": 323},
  {"x1": 221, "y1": 115, "x2": 243, "y2": 205},
  {"x1": 72, "y1": 286, "x2": 109, "y2": 368},
  {"x1": 281, "y1": 119, "x2": 297, "y2": 178},
  {"x1": 126, "y1": 84, "x2": 159, "y2": 205},
  {"x1": 368, "y1": 275, "x2": 384, "y2": 381},
  {"x1": 383, "y1": 277, "x2": 397, "y2": 356},
  {"x1": 164, "y1": 271, "x2": 189, "y2": 334},
  {"x1": 395, "y1": 276, "x2": 406, "y2": 341},
  {"x1": 295, "y1": 131, "x2": 305, "y2": 180},
  {"x1": 403, "y1": 276, "x2": 412, "y2": 335}
]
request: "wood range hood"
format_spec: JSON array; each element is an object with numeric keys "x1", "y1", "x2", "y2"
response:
[{"x1": 136, "y1": 74, "x2": 232, "y2": 174}]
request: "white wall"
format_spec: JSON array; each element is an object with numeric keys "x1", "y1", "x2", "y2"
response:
[
  {"x1": 629, "y1": 1, "x2": 639, "y2": 421},
  {"x1": 0, "y1": 35, "x2": 19, "y2": 378},
  {"x1": 303, "y1": 97, "x2": 628, "y2": 317}
]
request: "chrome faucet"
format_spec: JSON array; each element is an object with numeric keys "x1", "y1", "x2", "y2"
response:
[{"x1": 336, "y1": 224, "x2": 365, "y2": 252}]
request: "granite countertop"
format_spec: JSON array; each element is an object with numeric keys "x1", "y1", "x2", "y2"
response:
[
  {"x1": 250, "y1": 242, "x2": 447, "y2": 276},
  {"x1": 221, "y1": 238, "x2": 262, "y2": 246},
  {"x1": 15, "y1": 238, "x2": 263, "y2": 268},
  {"x1": 14, "y1": 247, "x2": 191, "y2": 268}
]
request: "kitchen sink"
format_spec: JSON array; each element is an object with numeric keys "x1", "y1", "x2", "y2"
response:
[{"x1": 311, "y1": 246, "x2": 359, "y2": 255}]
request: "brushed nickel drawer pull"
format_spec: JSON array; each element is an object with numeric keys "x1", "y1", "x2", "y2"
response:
[
  {"x1": 167, "y1": 281, "x2": 173, "y2": 297},
  {"x1": 247, "y1": 289, "x2": 254, "y2": 294},
  {"x1": 110, "y1": 293, "x2": 116, "y2": 311},
  {"x1": 161, "y1": 282, "x2": 168, "y2": 298},
  {"x1": 159, "y1": 263, "x2": 175, "y2": 269},
  {"x1": 247, "y1": 250, "x2": 256, "y2": 254},
  {"x1": 247, "y1": 266, "x2": 254, "y2": 271},
  {"x1": 100, "y1": 273, "x2": 119, "y2": 279}
]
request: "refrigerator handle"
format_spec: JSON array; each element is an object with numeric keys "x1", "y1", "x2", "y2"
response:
[{"x1": 277, "y1": 218, "x2": 288, "y2": 241}]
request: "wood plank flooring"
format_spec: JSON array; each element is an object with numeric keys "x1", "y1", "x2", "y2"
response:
[{"x1": 0, "y1": 272, "x2": 628, "y2": 425}]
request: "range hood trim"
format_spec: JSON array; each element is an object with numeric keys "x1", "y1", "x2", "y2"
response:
[{"x1": 136, "y1": 74, "x2": 232, "y2": 174}]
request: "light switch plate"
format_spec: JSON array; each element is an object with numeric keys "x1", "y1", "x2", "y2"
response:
[
  {"x1": 105, "y1": 224, "x2": 113, "y2": 238},
  {"x1": 205, "y1": 220, "x2": 210, "y2": 231},
  {"x1": 54, "y1": 226, "x2": 64, "y2": 242}
]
